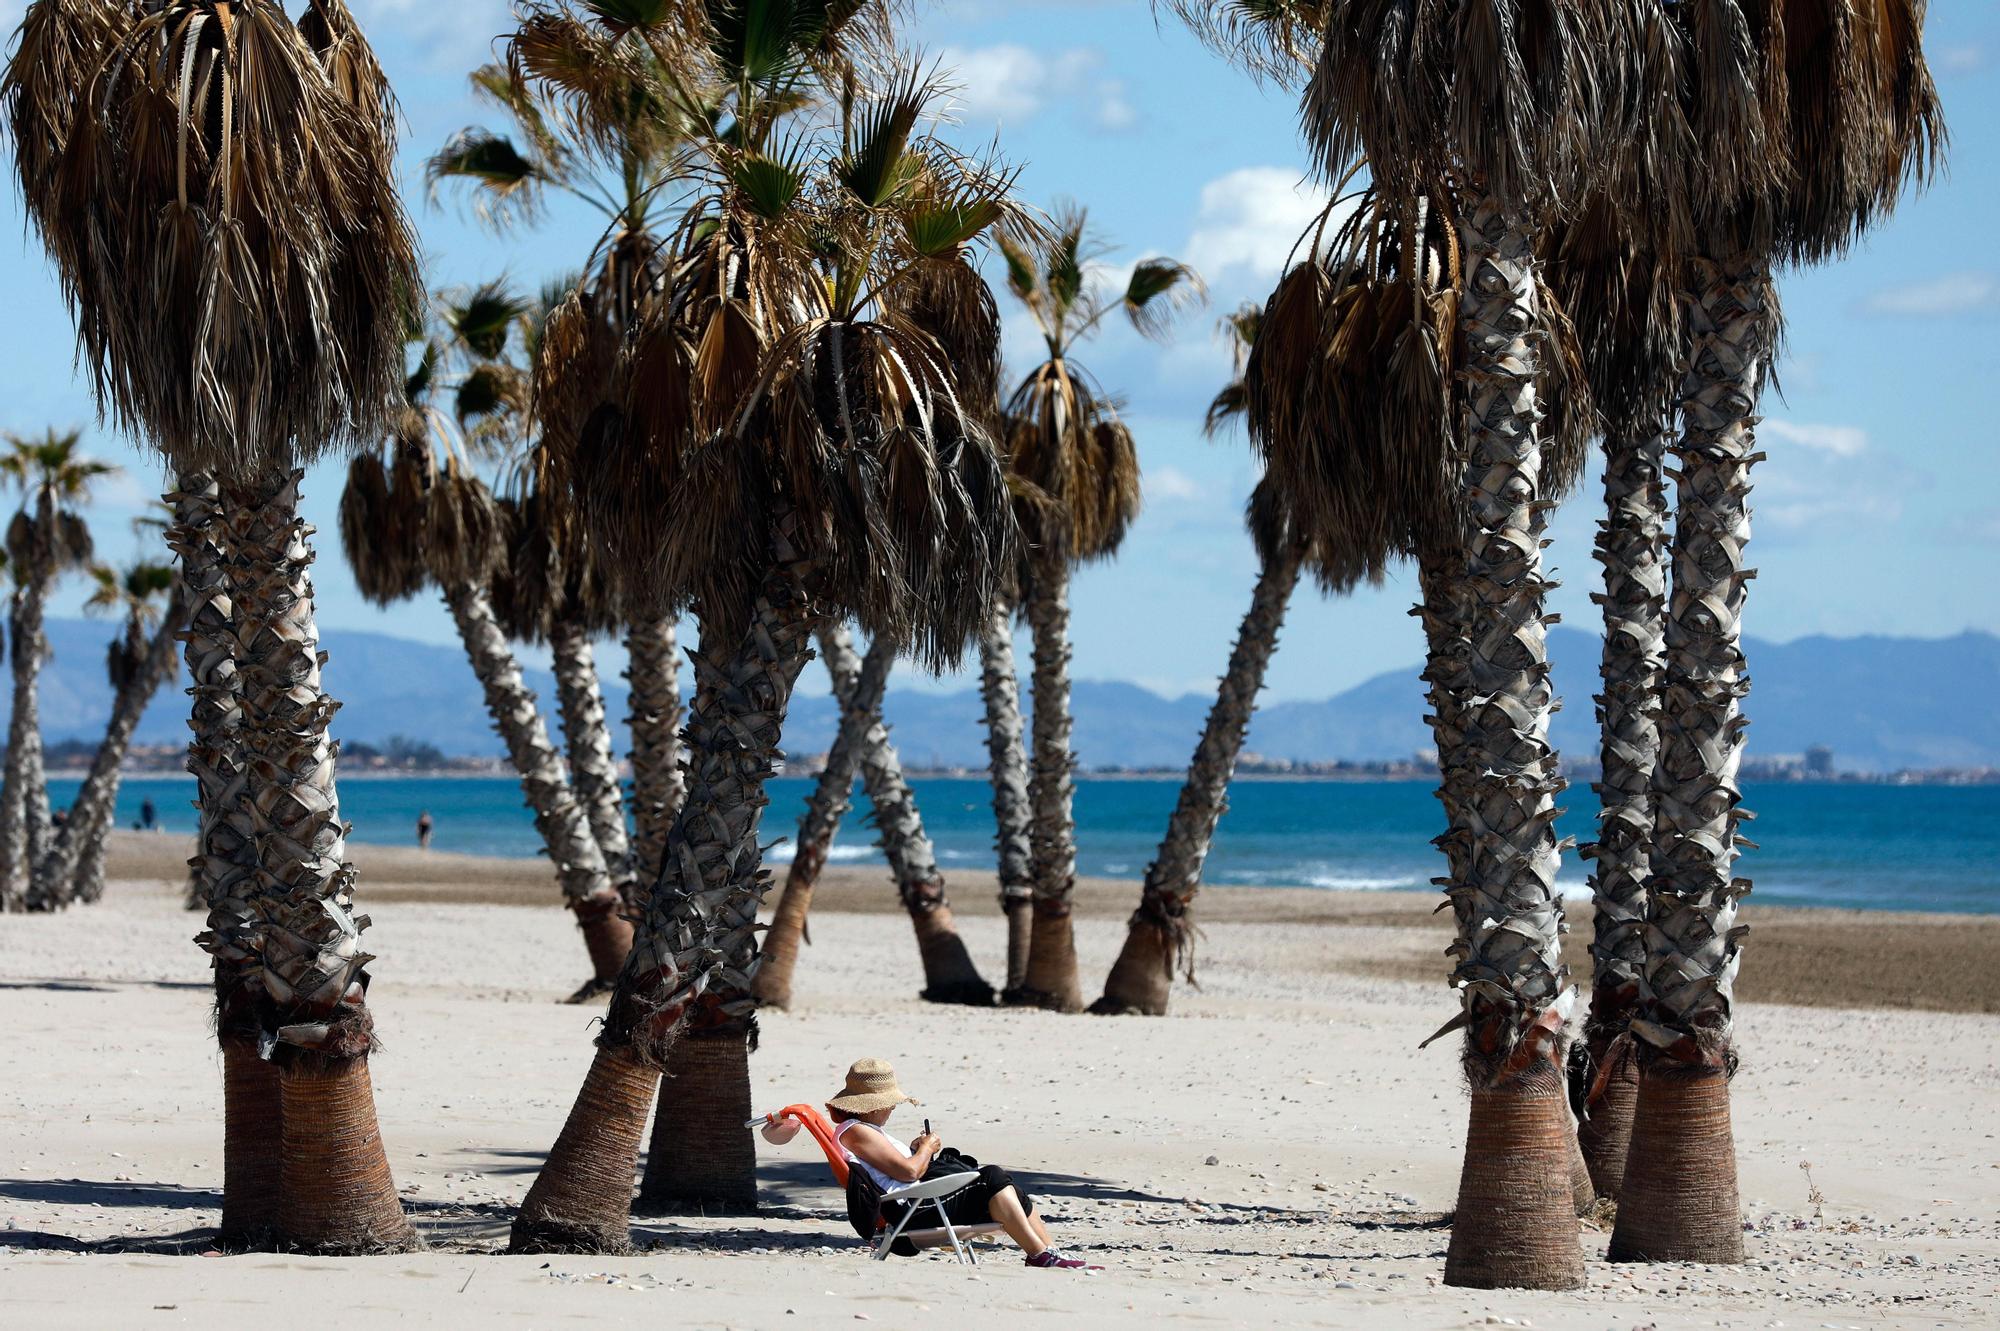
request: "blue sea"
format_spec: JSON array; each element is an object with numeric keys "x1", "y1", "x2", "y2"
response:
[{"x1": 58, "y1": 774, "x2": 2000, "y2": 916}]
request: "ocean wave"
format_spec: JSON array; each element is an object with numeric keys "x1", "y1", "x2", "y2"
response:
[
  {"x1": 1303, "y1": 873, "x2": 1425, "y2": 892},
  {"x1": 762, "y1": 843, "x2": 882, "y2": 866}
]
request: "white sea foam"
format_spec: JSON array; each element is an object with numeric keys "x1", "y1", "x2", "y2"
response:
[{"x1": 762, "y1": 843, "x2": 882, "y2": 866}]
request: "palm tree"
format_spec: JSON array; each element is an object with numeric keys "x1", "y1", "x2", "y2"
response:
[
  {"x1": 0, "y1": 430, "x2": 112, "y2": 908},
  {"x1": 427, "y1": 11, "x2": 693, "y2": 897},
  {"x1": 1548, "y1": 189, "x2": 1686, "y2": 1201},
  {"x1": 976, "y1": 595, "x2": 1036, "y2": 994},
  {"x1": 1091, "y1": 305, "x2": 1344, "y2": 1015},
  {"x1": 624, "y1": 611, "x2": 686, "y2": 888},
  {"x1": 997, "y1": 210, "x2": 1203, "y2": 1011},
  {"x1": 31, "y1": 558, "x2": 181, "y2": 910},
  {"x1": 509, "y1": 11, "x2": 1020, "y2": 1251},
  {"x1": 4, "y1": 0, "x2": 420, "y2": 1252},
  {"x1": 753, "y1": 624, "x2": 996, "y2": 1012},
  {"x1": 1605, "y1": 0, "x2": 1944, "y2": 1266},
  {"x1": 340, "y1": 289, "x2": 631, "y2": 996},
  {"x1": 752, "y1": 628, "x2": 872, "y2": 1014}
]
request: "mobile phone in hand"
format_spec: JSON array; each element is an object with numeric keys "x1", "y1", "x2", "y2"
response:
[{"x1": 923, "y1": 1119, "x2": 932, "y2": 1137}]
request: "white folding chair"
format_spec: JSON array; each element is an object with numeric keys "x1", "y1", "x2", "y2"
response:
[{"x1": 874, "y1": 1171, "x2": 1001, "y2": 1264}]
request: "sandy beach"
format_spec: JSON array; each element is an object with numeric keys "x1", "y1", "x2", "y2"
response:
[{"x1": 2, "y1": 830, "x2": 1994, "y2": 1328}]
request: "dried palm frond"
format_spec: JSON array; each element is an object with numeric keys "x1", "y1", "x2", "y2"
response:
[
  {"x1": 1247, "y1": 191, "x2": 1464, "y2": 572},
  {"x1": 892, "y1": 253, "x2": 1003, "y2": 430},
  {"x1": 488, "y1": 493, "x2": 564, "y2": 642},
  {"x1": 339, "y1": 453, "x2": 421, "y2": 606},
  {"x1": 1303, "y1": 1, "x2": 1650, "y2": 222},
  {"x1": 725, "y1": 311, "x2": 1014, "y2": 670},
  {"x1": 1160, "y1": 0, "x2": 1328, "y2": 87},
  {"x1": 0, "y1": 0, "x2": 124, "y2": 204},
  {"x1": 423, "y1": 465, "x2": 506, "y2": 592},
  {"x1": 7, "y1": 0, "x2": 420, "y2": 479},
  {"x1": 1002, "y1": 361, "x2": 1141, "y2": 566}
]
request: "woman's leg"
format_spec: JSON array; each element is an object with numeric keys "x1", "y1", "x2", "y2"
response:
[{"x1": 987, "y1": 1186, "x2": 1048, "y2": 1257}]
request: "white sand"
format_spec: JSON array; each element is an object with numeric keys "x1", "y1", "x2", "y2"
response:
[{"x1": 2, "y1": 869, "x2": 1995, "y2": 1330}]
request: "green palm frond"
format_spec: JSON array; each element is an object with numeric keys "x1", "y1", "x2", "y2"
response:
[
  {"x1": 833, "y1": 68, "x2": 927, "y2": 207},
  {"x1": 1123, "y1": 258, "x2": 1208, "y2": 343},
  {"x1": 428, "y1": 129, "x2": 548, "y2": 224}
]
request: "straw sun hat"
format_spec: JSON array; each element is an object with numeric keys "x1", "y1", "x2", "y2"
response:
[{"x1": 827, "y1": 1058, "x2": 922, "y2": 1114}]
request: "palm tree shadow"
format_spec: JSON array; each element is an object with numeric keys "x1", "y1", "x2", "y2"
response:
[{"x1": 0, "y1": 978, "x2": 207, "y2": 993}]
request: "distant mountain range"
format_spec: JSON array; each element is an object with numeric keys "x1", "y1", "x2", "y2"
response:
[{"x1": 19, "y1": 619, "x2": 2000, "y2": 775}]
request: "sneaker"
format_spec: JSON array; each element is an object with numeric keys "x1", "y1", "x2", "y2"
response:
[{"x1": 1026, "y1": 1250, "x2": 1096, "y2": 1270}]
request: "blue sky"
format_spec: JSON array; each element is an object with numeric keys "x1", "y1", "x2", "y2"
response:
[{"x1": 1, "y1": 1, "x2": 1995, "y2": 706}]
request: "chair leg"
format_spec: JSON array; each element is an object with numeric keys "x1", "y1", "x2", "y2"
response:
[
  {"x1": 937, "y1": 1204, "x2": 970, "y2": 1265},
  {"x1": 875, "y1": 1208, "x2": 916, "y2": 1261}
]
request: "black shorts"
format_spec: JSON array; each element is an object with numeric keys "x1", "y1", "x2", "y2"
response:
[{"x1": 883, "y1": 1164, "x2": 1033, "y2": 1229}]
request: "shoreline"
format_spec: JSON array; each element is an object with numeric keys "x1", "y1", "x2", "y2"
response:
[{"x1": 101, "y1": 830, "x2": 2000, "y2": 1014}]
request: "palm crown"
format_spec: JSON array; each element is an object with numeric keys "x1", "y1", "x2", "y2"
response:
[
  {"x1": 998, "y1": 208, "x2": 1204, "y2": 568},
  {"x1": 1, "y1": 1, "x2": 420, "y2": 477},
  {"x1": 1, "y1": 430, "x2": 116, "y2": 577},
  {"x1": 506, "y1": 5, "x2": 1027, "y2": 669}
]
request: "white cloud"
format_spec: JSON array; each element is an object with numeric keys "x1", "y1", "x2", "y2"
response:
[
  {"x1": 1934, "y1": 45, "x2": 1987, "y2": 75},
  {"x1": 939, "y1": 44, "x2": 1138, "y2": 133},
  {"x1": 1146, "y1": 465, "x2": 1204, "y2": 503},
  {"x1": 1859, "y1": 272, "x2": 2000, "y2": 318},
  {"x1": 1944, "y1": 509, "x2": 2000, "y2": 546},
  {"x1": 1762, "y1": 420, "x2": 1869, "y2": 458},
  {"x1": 1184, "y1": 167, "x2": 1337, "y2": 283}
]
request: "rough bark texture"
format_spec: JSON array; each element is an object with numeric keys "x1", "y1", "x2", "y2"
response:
[
  {"x1": 280, "y1": 1059, "x2": 418, "y2": 1253},
  {"x1": 1612, "y1": 256, "x2": 1774, "y2": 1266},
  {"x1": 551, "y1": 618, "x2": 633, "y2": 887},
  {"x1": 625, "y1": 613, "x2": 686, "y2": 893},
  {"x1": 834, "y1": 629, "x2": 994, "y2": 1006},
  {"x1": 1575, "y1": 422, "x2": 1670, "y2": 1195},
  {"x1": 514, "y1": 521, "x2": 821, "y2": 1253},
  {"x1": 509, "y1": 1044, "x2": 659, "y2": 1253},
  {"x1": 0, "y1": 536, "x2": 53, "y2": 911},
  {"x1": 1094, "y1": 544, "x2": 1304, "y2": 1016},
  {"x1": 635, "y1": 1028, "x2": 758, "y2": 1215},
  {"x1": 1608, "y1": 1066, "x2": 1745, "y2": 1263},
  {"x1": 444, "y1": 583, "x2": 629, "y2": 993},
  {"x1": 194, "y1": 470, "x2": 412, "y2": 1252},
  {"x1": 1438, "y1": 200, "x2": 1579, "y2": 1289},
  {"x1": 976, "y1": 598, "x2": 1036, "y2": 996},
  {"x1": 1443, "y1": 1058, "x2": 1587, "y2": 1290},
  {"x1": 751, "y1": 622, "x2": 871, "y2": 1012},
  {"x1": 1019, "y1": 555, "x2": 1082, "y2": 1011},
  {"x1": 219, "y1": 1038, "x2": 284, "y2": 1249},
  {"x1": 168, "y1": 476, "x2": 275, "y2": 1243},
  {"x1": 35, "y1": 598, "x2": 183, "y2": 907}
]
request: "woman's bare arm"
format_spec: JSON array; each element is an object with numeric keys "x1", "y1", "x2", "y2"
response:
[{"x1": 848, "y1": 1126, "x2": 933, "y2": 1184}]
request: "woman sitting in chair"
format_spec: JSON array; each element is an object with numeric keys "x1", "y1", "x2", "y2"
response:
[{"x1": 829, "y1": 1058, "x2": 1093, "y2": 1269}]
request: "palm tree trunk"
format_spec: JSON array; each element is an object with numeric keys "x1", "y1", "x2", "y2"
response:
[
  {"x1": 624, "y1": 613, "x2": 685, "y2": 892},
  {"x1": 1018, "y1": 554, "x2": 1082, "y2": 1011},
  {"x1": 1438, "y1": 199, "x2": 1582, "y2": 1292},
  {"x1": 834, "y1": 630, "x2": 994, "y2": 1006},
  {"x1": 1093, "y1": 543, "x2": 1304, "y2": 1016},
  {"x1": 976, "y1": 598, "x2": 1036, "y2": 997},
  {"x1": 751, "y1": 623, "x2": 872, "y2": 1013},
  {"x1": 551, "y1": 617, "x2": 634, "y2": 889},
  {"x1": 1575, "y1": 420, "x2": 1671, "y2": 1200},
  {"x1": 169, "y1": 476, "x2": 277, "y2": 1247},
  {"x1": 513, "y1": 518, "x2": 822, "y2": 1252},
  {"x1": 0, "y1": 569, "x2": 53, "y2": 911},
  {"x1": 1609, "y1": 255, "x2": 1774, "y2": 1268},
  {"x1": 444, "y1": 582, "x2": 629, "y2": 997},
  {"x1": 37, "y1": 594, "x2": 184, "y2": 907},
  {"x1": 204, "y1": 470, "x2": 414, "y2": 1253}
]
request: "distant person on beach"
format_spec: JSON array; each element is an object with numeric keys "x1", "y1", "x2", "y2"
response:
[
  {"x1": 417, "y1": 810, "x2": 434, "y2": 851},
  {"x1": 821, "y1": 1059, "x2": 1098, "y2": 1269},
  {"x1": 139, "y1": 798, "x2": 156, "y2": 832}
]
